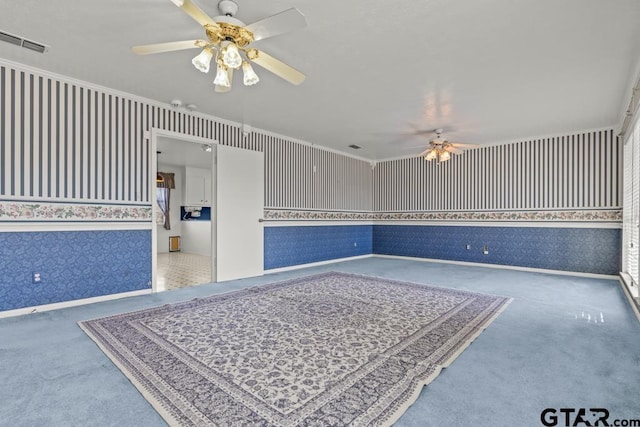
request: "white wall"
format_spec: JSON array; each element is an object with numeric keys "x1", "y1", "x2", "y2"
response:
[
  {"x1": 156, "y1": 164, "x2": 184, "y2": 253},
  {"x1": 182, "y1": 221, "x2": 212, "y2": 256}
]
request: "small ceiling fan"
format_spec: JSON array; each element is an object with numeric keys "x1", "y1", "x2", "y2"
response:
[
  {"x1": 132, "y1": 0, "x2": 306, "y2": 92},
  {"x1": 418, "y1": 129, "x2": 478, "y2": 162}
]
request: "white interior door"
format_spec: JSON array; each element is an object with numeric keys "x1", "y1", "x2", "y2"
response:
[{"x1": 216, "y1": 145, "x2": 264, "y2": 281}]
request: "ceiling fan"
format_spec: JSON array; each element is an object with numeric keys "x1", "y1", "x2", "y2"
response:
[
  {"x1": 418, "y1": 129, "x2": 478, "y2": 162},
  {"x1": 132, "y1": 0, "x2": 306, "y2": 92}
]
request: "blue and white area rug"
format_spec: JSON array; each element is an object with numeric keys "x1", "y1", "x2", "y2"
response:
[{"x1": 79, "y1": 272, "x2": 511, "y2": 426}]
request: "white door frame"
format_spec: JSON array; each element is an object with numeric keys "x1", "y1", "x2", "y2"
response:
[{"x1": 149, "y1": 128, "x2": 217, "y2": 293}]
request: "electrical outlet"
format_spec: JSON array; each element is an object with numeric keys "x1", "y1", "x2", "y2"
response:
[
  {"x1": 32, "y1": 272, "x2": 42, "y2": 283},
  {"x1": 482, "y1": 245, "x2": 489, "y2": 255},
  {"x1": 466, "y1": 244, "x2": 471, "y2": 250},
  {"x1": 354, "y1": 242, "x2": 357, "y2": 247}
]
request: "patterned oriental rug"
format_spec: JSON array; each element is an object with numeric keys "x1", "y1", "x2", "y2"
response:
[{"x1": 79, "y1": 272, "x2": 512, "y2": 426}]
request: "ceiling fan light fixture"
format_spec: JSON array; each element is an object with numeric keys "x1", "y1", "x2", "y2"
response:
[
  {"x1": 213, "y1": 63, "x2": 231, "y2": 87},
  {"x1": 192, "y1": 48, "x2": 213, "y2": 73},
  {"x1": 222, "y1": 42, "x2": 243, "y2": 69},
  {"x1": 439, "y1": 150, "x2": 451, "y2": 162},
  {"x1": 425, "y1": 149, "x2": 437, "y2": 161},
  {"x1": 242, "y1": 61, "x2": 259, "y2": 85},
  {"x1": 132, "y1": 1, "x2": 307, "y2": 92}
]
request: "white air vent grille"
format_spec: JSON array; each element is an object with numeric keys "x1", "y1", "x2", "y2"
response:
[
  {"x1": 0, "y1": 30, "x2": 48, "y2": 53},
  {"x1": 0, "y1": 31, "x2": 21, "y2": 46}
]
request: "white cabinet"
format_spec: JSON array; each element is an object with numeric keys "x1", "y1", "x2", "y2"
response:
[{"x1": 184, "y1": 167, "x2": 212, "y2": 206}]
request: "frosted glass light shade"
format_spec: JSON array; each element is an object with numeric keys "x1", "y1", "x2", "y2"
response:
[
  {"x1": 424, "y1": 149, "x2": 437, "y2": 161},
  {"x1": 439, "y1": 150, "x2": 451, "y2": 162},
  {"x1": 222, "y1": 43, "x2": 243, "y2": 69},
  {"x1": 242, "y1": 62, "x2": 260, "y2": 86},
  {"x1": 213, "y1": 64, "x2": 231, "y2": 87},
  {"x1": 192, "y1": 49, "x2": 213, "y2": 73}
]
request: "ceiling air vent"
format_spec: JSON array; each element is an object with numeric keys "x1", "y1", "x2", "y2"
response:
[
  {"x1": 22, "y1": 39, "x2": 47, "y2": 53},
  {"x1": 348, "y1": 144, "x2": 361, "y2": 150},
  {"x1": 0, "y1": 30, "x2": 48, "y2": 53},
  {"x1": 0, "y1": 31, "x2": 21, "y2": 46}
]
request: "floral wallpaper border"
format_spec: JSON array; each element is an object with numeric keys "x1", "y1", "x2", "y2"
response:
[
  {"x1": 0, "y1": 201, "x2": 152, "y2": 222},
  {"x1": 0, "y1": 202, "x2": 622, "y2": 223},
  {"x1": 265, "y1": 210, "x2": 375, "y2": 221},
  {"x1": 264, "y1": 209, "x2": 622, "y2": 223}
]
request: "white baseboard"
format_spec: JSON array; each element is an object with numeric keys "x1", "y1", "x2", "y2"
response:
[
  {"x1": 372, "y1": 254, "x2": 619, "y2": 280},
  {"x1": 619, "y1": 276, "x2": 640, "y2": 323},
  {"x1": 265, "y1": 254, "x2": 373, "y2": 274},
  {"x1": 0, "y1": 255, "x2": 620, "y2": 318},
  {"x1": 0, "y1": 289, "x2": 152, "y2": 319}
]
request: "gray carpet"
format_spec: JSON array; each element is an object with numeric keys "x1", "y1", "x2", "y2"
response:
[{"x1": 1, "y1": 257, "x2": 639, "y2": 426}]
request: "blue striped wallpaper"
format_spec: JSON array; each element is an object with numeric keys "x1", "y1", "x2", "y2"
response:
[{"x1": 0, "y1": 230, "x2": 151, "y2": 311}]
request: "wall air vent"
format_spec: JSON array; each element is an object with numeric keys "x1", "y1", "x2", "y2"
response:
[
  {"x1": 0, "y1": 30, "x2": 48, "y2": 53},
  {"x1": 348, "y1": 144, "x2": 361, "y2": 150}
]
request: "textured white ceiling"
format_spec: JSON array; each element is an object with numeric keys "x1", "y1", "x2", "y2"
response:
[{"x1": 1, "y1": 0, "x2": 639, "y2": 160}]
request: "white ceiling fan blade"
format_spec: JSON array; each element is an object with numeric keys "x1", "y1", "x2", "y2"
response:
[
  {"x1": 447, "y1": 146, "x2": 464, "y2": 154},
  {"x1": 132, "y1": 40, "x2": 205, "y2": 55},
  {"x1": 449, "y1": 142, "x2": 480, "y2": 148},
  {"x1": 418, "y1": 148, "x2": 430, "y2": 157},
  {"x1": 247, "y1": 49, "x2": 305, "y2": 85},
  {"x1": 245, "y1": 8, "x2": 307, "y2": 42},
  {"x1": 171, "y1": 0, "x2": 219, "y2": 28}
]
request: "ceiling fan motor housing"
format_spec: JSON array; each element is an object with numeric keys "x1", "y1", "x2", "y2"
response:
[{"x1": 218, "y1": 0, "x2": 239, "y2": 17}]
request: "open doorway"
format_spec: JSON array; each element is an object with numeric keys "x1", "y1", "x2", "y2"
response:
[{"x1": 151, "y1": 129, "x2": 216, "y2": 292}]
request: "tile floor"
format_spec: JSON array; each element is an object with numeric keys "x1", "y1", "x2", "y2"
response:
[{"x1": 157, "y1": 252, "x2": 211, "y2": 291}]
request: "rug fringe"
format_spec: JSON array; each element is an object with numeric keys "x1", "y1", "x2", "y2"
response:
[{"x1": 380, "y1": 297, "x2": 513, "y2": 426}]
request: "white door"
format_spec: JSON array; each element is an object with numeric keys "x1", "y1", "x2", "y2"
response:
[{"x1": 216, "y1": 144, "x2": 264, "y2": 281}]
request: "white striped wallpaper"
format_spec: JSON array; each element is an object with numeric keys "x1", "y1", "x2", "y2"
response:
[
  {"x1": 0, "y1": 66, "x2": 153, "y2": 203},
  {"x1": 0, "y1": 63, "x2": 372, "y2": 211},
  {"x1": 374, "y1": 130, "x2": 621, "y2": 212},
  {"x1": 0, "y1": 62, "x2": 621, "y2": 216},
  {"x1": 262, "y1": 136, "x2": 372, "y2": 210}
]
